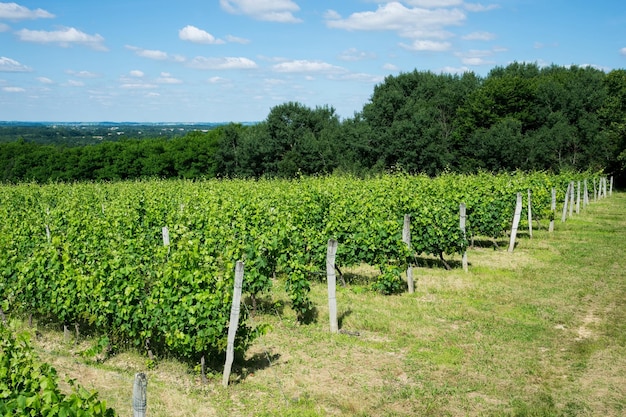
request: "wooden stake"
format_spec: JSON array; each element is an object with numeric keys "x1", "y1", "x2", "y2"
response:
[
  {"x1": 162, "y1": 226, "x2": 170, "y2": 246},
  {"x1": 326, "y1": 239, "x2": 339, "y2": 333},
  {"x1": 576, "y1": 181, "x2": 581, "y2": 214},
  {"x1": 460, "y1": 203, "x2": 468, "y2": 272},
  {"x1": 402, "y1": 215, "x2": 415, "y2": 291},
  {"x1": 561, "y1": 182, "x2": 570, "y2": 222},
  {"x1": 527, "y1": 189, "x2": 533, "y2": 238},
  {"x1": 508, "y1": 193, "x2": 522, "y2": 253},
  {"x1": 223, "y1": 261, "x2": 244, "y2": 387},
  {"x1": 549, "y1": 187, "x2": 556, "y2": 232}
]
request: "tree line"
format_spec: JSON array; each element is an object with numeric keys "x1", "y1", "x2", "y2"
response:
[{"x1": 2, "y1": 62, "x2": 625, "y2": 183}]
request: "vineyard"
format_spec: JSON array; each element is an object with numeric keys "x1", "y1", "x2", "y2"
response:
[{"x1": 0, "y1": 171, "x2": 604, "y2": 366}]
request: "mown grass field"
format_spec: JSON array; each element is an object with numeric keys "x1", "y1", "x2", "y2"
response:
[{"x1": 25, "y1": 191, "x2": 626, "y2": 416}]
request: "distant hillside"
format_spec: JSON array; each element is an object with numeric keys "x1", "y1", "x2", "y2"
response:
[{"x1": 0, "y1": 122, "x2": 257, "y2": 146}]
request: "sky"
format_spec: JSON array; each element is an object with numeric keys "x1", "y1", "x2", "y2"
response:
[{"x1": 1, "y1": 1, "x2": 625, "y2": 123}]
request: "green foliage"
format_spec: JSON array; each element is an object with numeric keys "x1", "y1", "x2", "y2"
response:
[{"x1": 0, "y1": 323, "x2": 116, "y2": 416}]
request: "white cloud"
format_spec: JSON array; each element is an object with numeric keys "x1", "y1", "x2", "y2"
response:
[
  {"x1": 188, "y1": 56, "x2": 257, "y2": 70},
  {"x1": 0, "y1": 56, "x2": 31, "y2": 72},
  {"x1": 37, "y1": 76, "x2": 53, "y2": 84},
  {"x1": 621, "y1": 47, "x2": 626, "y2": 56},
  {"x1": 464, "y1": 3, "x2": 500, "y2": 12},
  {"x1": 325, "y1": 3, "x2": 465, "y2": 38},
  {"x1": 157, "y1": 72, "x2": 183, "y2": 84},
  {"x1": 121, "y1": 83, "x2": 157, "y2": 90},
  {"x1": 209, "y1": 76, "x2": 229, "y2": 84},
  {"x1": 66, "y1": 80, "x2": 84, "y2": 87},
  {"x1": 0, "y1": 23, "x2": 9, "y2": 31},
  {"x1": 225, "y1": 34, "x2": 250, "y2": 44},
  {"x1": 401, "y1": 39, "x2": 452, "y2": 51},
  {"x1": 462, "y1": 31, "x2": 495, "y2": 41},
  {"x1": 383, "y1": 63, "x2": 399, "y2": 71},
  {"x1": 67, "y1": 70, "x2": 99, "y2": 78},
  {"x1": 16, "y1": 27, "x2": 107, "y2": 50},
  {"x1": 455, "y1": 47, "x2": 504, "y2": 65},
  {"x1": 0, "y1": 2, "x2": 54, "y2": 20},
  {"x1": 220, "y1": 0, "x2": 302, "y2": 23},
  {"x1": 2, "y1": 86, "x2": 25, "y2": 92},
  {"x1": 403, "y1": 0, "x2": 463, "y2": 7},
  {"x1": 338, "y1": 47, "x2": 376, "y2": 61},
  {"x1": 272, "y1": 59, "x2": 346, "y2": 73},
  {"x1": 440, "y1": 65, "x2": 471, "y2": 74},
  {"x1": 179, "y1": 25, "x2": 224, "y2": 44},
  {"x1": 129, "y1": 70, "x2": 144, "y2": 77},
  {"x1": 126, "y1": 45, "x2": 170, "y2": 60},
  {"x1": 330, "y1": 72, "x2": 385, "y2": 83}
]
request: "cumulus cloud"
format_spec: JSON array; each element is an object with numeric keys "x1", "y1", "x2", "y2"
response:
[
  {"x1": 462, "y1": 31, "x2": 495, "y2": 41},
  {"x1": 188, "y1": 56, "x2": 257, "y2": 70},
  {"x1": 338, "y1": 47, "x2": 376, "y2": 62},
  {"x1": 126, "y1": 45, "x2": 169, "y2": 60},
  {"x1": 220, "y1": 0, "x2": 302, "y2": 23},
  {"x1": 179, "y1": 25, "x2": 224, "y2": 44},
  {"x1": 120, "y1": 82, "x2": 157, "y2": 90},
  {"x1": 272, "y1": 59, "x2": 346, "y2": 73},
  {"x1": 0, "y1": 56, "x2": 31, "y2": 72},
  {"x1": 383, "y1": 62, "x2": 399, "y2": 71},
  {"x1": 129, "y1": 70, "x2": 144, "y2": 77},
  {"x1": 0, "y1": 2, "x2": 54, "y2": 20},
  {"x1": 16, "y1": 27, "x2": 107, "y2": 50},
  {"x1": 37, "y1": 76, "x2": 53, "y2": 84},
  {"x1": 619, "y1": 47, "x2": 626, "y2": 56},
  {"x1": 325, "y1": 3, "x2": 465, "y2": 37}
]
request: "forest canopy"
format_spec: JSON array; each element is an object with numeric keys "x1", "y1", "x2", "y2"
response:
[{"x1": 1, "y1": 62, "x2": 625, "y2": 183}]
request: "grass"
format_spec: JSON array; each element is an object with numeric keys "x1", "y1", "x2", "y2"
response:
[{"x1": 20, "y1": 192, "x2": 626, "y2": 416}]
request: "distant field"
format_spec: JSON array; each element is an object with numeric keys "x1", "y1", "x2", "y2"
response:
[{"x1": 18, "y1": 189, "x2": 625, "y2": 416}]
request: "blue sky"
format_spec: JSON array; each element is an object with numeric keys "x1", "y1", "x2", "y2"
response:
[{"x1": 1, "y1": 0, "x2": 625, "y2": 123}]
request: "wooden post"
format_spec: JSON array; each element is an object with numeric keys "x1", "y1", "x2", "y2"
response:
[
  {"x1": 326, "y1": 239, "x2": 339, "y2": 333},
  {"x1": 576, "y1": 181, "x2": 581, "y2": 215},
  {"x1": 223, "y1": 261, "x2": 244, "y2": 387},
  {"x1": 459, "y1": 203, "x2": 468, "y2": 272},
  {"x1": 132, "y1": 373, "x2": 147, "y2": 417},
  {"x1": 583, "y1": 179, "x2": 589, "y2": 208},
  {"x1": 402, "y1": 215, "x2": 415, "y2": 292},
  {"x1": 162, "y1": 226, "x2": 170, "y2": 246},
  {"x1": 610, "y1": 176, "x2": 613, "y2": 196},
  {"x1": 603, "y1": 177, "x2": 608, "y2": 198},
  {"x1": 549, "y1": 188, "x2": 556, "y2": 232},
  {"x1": 508, "y1": 193, "x2": 522, "y2": 253},
  {"x1": 568, "y1": 181, "x2": 574, "y2": 218},
  {"x1": 561, "y1": 182, "x2": 570, "y2": 222},
  {"x1": 527, "y1": 189, "x2": 533, "y2": 239}
]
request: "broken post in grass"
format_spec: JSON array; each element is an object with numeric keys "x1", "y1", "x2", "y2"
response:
[
  {"x1": 326, "y1": 239, "x2": 339, "y2": 333},
  {"x1": 508, "y1": 192, "x2": 522, "y2": 253},
  {"x1": 132, "y1": 373, "x2": 147, "y2": 417},
  {"x1": 402, "y1": 214, "x2": 415, "y2": 291},
  {"x1": 223, "y1": 261, "x2": 244, "y2": 387}
]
